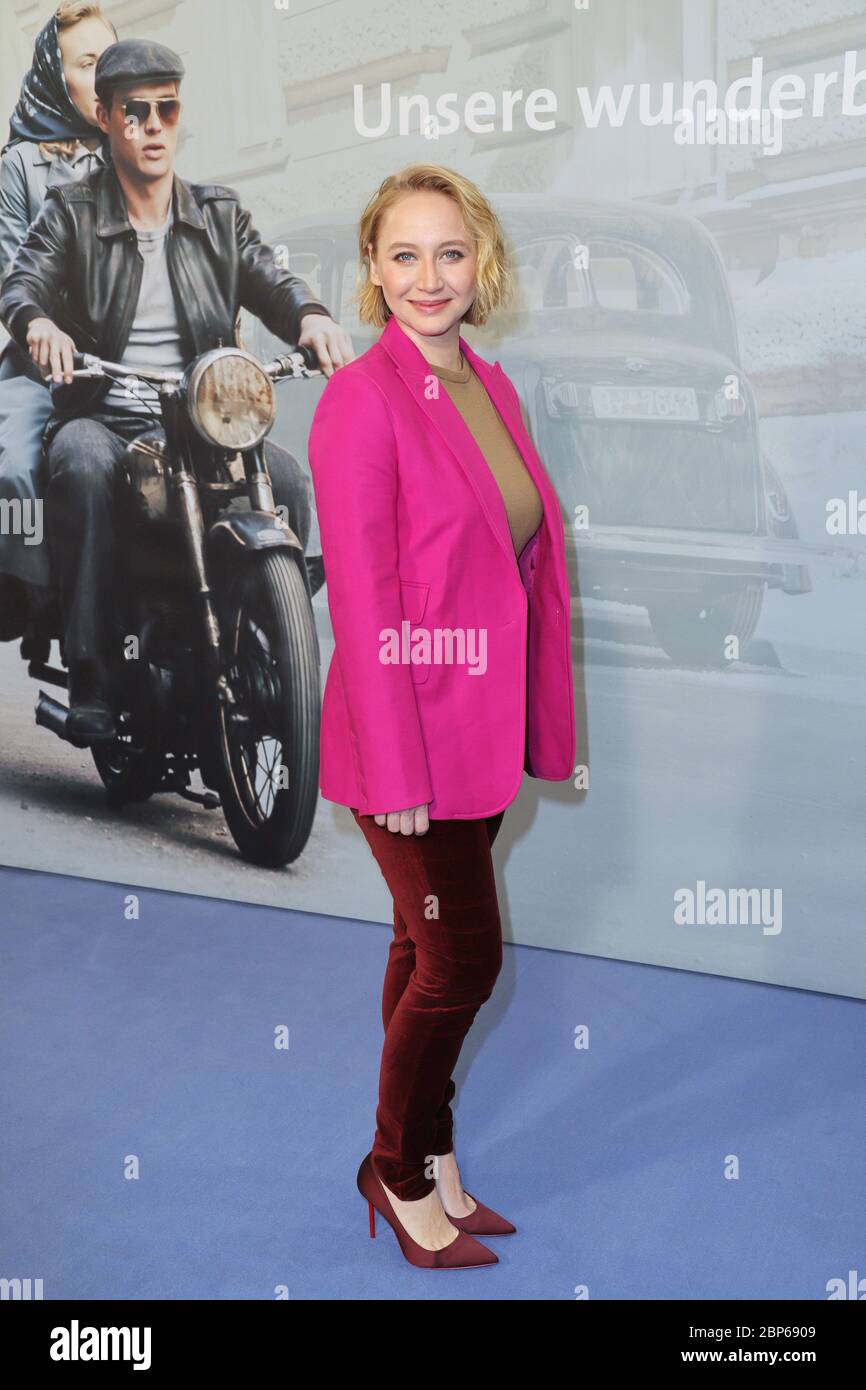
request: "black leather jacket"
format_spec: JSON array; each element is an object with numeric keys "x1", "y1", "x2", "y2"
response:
[{"x1": 0, "y1": 162, "x2": 332, "y2": 419}]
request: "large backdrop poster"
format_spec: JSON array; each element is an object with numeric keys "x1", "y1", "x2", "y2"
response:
[{"x1": 0, "y1": 0, "x2": 863, "y2": 999}]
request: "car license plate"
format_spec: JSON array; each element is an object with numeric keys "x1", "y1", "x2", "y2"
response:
[{"x1": 590, "y1": 384, "x2": 699, "y2": 422}]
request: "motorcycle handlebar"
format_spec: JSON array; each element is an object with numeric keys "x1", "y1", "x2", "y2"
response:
[
  {"x1": 263, "y1": 344, "x2": 322, "y2": 378},
  {"x1": 69, "y1": 345, "x2": 322, "y2": 380},
  {"x1": 68, "y1": 352, "x2": 181, "y2": 383}
]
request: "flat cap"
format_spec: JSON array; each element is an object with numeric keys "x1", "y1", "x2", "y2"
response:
[{"x1": 95, "y1": 39, "x2": 184, "y2": 100}]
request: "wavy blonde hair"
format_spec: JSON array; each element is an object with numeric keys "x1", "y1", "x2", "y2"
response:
[
  {"x1": 38, "y1": 1, "x2": 116, "y2": 160},
  {"x1": 353, "y1": 163, "x2": 514, "y2": 329}
]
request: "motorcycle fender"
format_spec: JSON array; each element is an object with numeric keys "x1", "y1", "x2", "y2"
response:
[
  {"x1": 206, "y1": 511, "x2": 309, "y2": 594},
  {"x1": 207, "y1": 511, "x2": 302, "y2": 557}
]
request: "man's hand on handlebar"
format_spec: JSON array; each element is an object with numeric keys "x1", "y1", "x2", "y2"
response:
[
  {"x1": 297, "y1": 313, "x2": 355, "y2": 377},
  {"x1": 24, "y1": 315, "x2": 352, "y2": 385},
  {"x1": 26, "y1": 317, "x2": 77, "y2": 385},
  {"x1": 373, "y1": 804, "x2": 430, "y2": 836}
]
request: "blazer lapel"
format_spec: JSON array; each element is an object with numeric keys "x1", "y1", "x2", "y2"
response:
[{"x1": 380, "y1": 314, "x2": 551, "y2": 571}]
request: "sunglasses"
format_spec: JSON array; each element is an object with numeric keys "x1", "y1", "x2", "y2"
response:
[{"x1": 120, "y1": 98, "x2": 182, "y2": 127}]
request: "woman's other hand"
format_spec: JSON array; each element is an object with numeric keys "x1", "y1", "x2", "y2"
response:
[{"x1": 374, "y1": 804, "x2": 430, "y2": 835}]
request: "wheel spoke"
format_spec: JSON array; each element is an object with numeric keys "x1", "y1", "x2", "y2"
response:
[{"x1": 224, "y1": 577, "x2": 290, "y2": 828}]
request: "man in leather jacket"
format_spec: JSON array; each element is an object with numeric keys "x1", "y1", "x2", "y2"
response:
[{"x1": 0, "y1": 39, "x2": 353, "y2": 742}]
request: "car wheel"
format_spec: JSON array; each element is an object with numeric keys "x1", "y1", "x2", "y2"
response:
[{"x1": 646, "y1": 582, "x2": 765, "y2": 667}]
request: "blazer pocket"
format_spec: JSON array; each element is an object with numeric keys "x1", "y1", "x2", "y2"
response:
[{"x1": 399, "y1": 578, "x2": 430, "y2": 684}]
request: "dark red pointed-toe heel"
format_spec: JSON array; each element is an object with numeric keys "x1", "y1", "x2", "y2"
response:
[
  {"x1": 444, "y1": 1191, "x2": 517, "y2": 1236},
  {"x1": 357, "y1": 1153, "x2": 498, "y2": 1269}
]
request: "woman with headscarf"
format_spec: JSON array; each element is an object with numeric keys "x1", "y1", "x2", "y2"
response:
[{"x1": 0, "y1": 2, "x2": 115, "y2": 613}]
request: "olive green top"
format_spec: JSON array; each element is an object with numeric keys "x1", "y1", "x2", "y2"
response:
[{"x1": 429, "y1": 354, "x2": 543, "y2": 558}]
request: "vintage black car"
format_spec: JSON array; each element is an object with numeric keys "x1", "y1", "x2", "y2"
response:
[{"x1": 242, "y1": 195, "x2": 810, "y2": 666}]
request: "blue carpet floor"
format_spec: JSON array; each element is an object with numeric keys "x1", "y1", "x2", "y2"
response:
[{"x1": 1, "y1": 864, "x2": 862, "y2": 1300}]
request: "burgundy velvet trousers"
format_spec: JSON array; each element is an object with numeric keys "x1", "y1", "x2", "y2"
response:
[{"x1": 350, "y1": 806, "x2": 506, "y2": 1200}]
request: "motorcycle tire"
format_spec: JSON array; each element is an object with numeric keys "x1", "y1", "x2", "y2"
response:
[{"x1": 214, "y1": 549, "x2": 321, "y2": 866}]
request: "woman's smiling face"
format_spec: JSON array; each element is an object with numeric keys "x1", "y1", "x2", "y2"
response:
[{"x1": 368, "y1": 189, "x2": 478, "y2": 341}]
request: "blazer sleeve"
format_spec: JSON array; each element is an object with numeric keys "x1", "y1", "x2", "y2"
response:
[{"x1": 308, "y1": 368, "x2": 434, "y2": 814}]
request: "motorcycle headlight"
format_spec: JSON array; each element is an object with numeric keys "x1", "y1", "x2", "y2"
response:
[{"x1": 185, "y1": 348, "x2": 276, "y2": 450}]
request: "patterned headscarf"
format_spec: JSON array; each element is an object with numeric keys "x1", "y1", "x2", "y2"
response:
[{"x1": 4, "y1": 13, "x2": 98, "y2": 153}]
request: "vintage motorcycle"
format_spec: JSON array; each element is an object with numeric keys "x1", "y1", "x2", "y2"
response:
[{"x1": 24, "y1": 343, "x2": 324, "y2": 867}]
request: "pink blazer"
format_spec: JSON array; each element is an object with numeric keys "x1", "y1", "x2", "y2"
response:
[{"x1": 307, "y1": 313, "x2": 575, "y2": 819}]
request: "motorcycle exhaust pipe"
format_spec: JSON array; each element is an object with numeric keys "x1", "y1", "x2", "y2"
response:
[{"x1": 35, "y1": 690, "x2": 89, "y2": 748}]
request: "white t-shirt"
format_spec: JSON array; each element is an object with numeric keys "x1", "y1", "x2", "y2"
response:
[{"x1": 103, "y1": 206, "x2": 187, "y2": 416}]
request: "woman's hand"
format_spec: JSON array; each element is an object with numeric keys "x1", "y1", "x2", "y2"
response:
[
  {"x1": 374, "y1": 804, "x2": 430, "y2": 835},
  {"x1": 26, "y1": 316, "x2": 76, "y2": 384}
]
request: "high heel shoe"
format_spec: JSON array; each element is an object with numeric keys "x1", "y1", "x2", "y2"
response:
[
  {"x1": 442, "y1": 1192, "x2": 516, "y2": 1236},
  {"x1": 356, "y1": 1153, "x2": 498, "y2": 1269}
]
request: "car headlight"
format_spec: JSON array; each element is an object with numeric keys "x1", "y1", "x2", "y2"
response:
[{"x1": 185, "y1": 348, "x2": 276, "y2": 450}]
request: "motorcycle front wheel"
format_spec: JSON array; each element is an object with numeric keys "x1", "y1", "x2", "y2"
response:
[{"x1": 214, "y1": 550, "x2": 321, "y2": 866}]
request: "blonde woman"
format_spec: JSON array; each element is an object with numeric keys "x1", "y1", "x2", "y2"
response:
[
  {"x1": 0, "y1": 2, "x2": 116, "y2": 282},
  {"x1": 0, "y1": 2, "x2": 115, "y2": 602},
  {"x1": 308, "y1": 166, "x2": 575, "y2": 1269}
]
